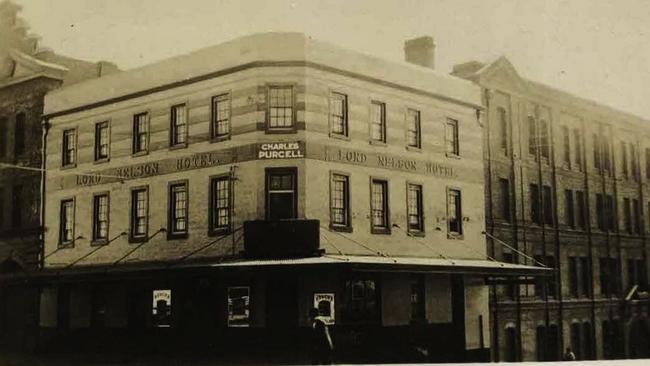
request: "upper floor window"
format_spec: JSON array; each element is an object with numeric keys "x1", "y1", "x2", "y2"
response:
[
  {"x1": 601, "y1": 135, "x2": 611, "y2": 172},
  {"x1": 539, "y1": 119, "x2": 550, "y2": 160},
  {"x1": 59, "y1": 199, "x2": 75, "y2": 245},
  {"x1": 593, "y1": 133, "x2": 601, "y2": 170},
  {"x1": 12, "y1": 184, "x2": 22, "y2": 228},
  {"x1": 645, "y1": 148, "x2": 650, "y2": 181},
  {"x1": 14, "y1": 112, "x2": 25, "y2": 156},
  {"x1": 445, "y1": 118, "x2": 459, "y2": 156},
  {"x1": 498, "y1": 178, "x2": 511, "y2": 222},
  {"x1": 370, "y1": 179, "x2": 389, "y2": 233},
  {"x1": 630, "y1": 143, "x2": 638, "y2": 181},
  {"x1": 621, "y1": 141, "x2": 629, "y2": 178},
  {"x1": 447, "y1": 188, "x2": 462, "y2": 236},
  {"x1": 407, "y1": 183, "x2": 424, "y2": 233},
  {"x1": 575, "y1": 190, "x2": 586, "y2": 230},
  {"x1": 168, "y1": 182, "x2": 188, "y2": 237},
  {"x1": 210, "y1": 175, "x2": 231, "y2": 234},
  {"x1": 574, "y1": 128, "x2": 582, "y2": 170},
  {"x1": 633, "y1": 199, "x2": 641, "y2": 234},
  {"x1": 132, "y1": 112, "x2": 149, "y2": 154},
  {"x1": 498, "y1": 107, "x2": 508, "y2": 155},
  {"x1": 266, "y1": 168, "x2": 297, "y2": 220},
  {"x1": 565, "y1": 189, "x2": 575, "y2": 228},
  {"x1": 330, "y1": 173, "x2": 350, "y2": 230},
  {"x1": 268, "y1": 86, "x2": 293, "y2": 129},
  {"x1": 406, "y1": 109, "x2": 421, "y2": 149},
  {"x1": 212, "y1": 93, "x2": 231, "y2": 139},
  {"x1": 130, "y1": 187, "x2": 148, "y2": 241},
  {"x1": 562, "y1": 126, "x2": 571, "y2": 167},
  {"x1": 528, "y1": 116, "x2": 538, "y2": 157},
  {"x1": 623, "y1": 198, "x2": 632, "y2": 234},
  {"x1": 94, "y1": 121, "x2": 110, "y2": 161},
  {"x1": 62, "y1": 129, "x2": 76, "y2": 167},
  {"x1": 370, "y1": 101, "x2": 386, "y2": 143},
  {"x1": 0, "y1": 116, "x2": 7, "y2": 158},
  {"x1": 530, "y1": 184, "x2": 541, "y2": 224},
  {"x1": 330, "y1": 92, "x2": 348, "y2": 137},
  {"x1": 542, "y1": 185, "x2": 553, "y2": 225},
  {"x1": 170, "y1": 103, "x2": 187, "y2": 147},
  {"x1": 0, "y1": 187, "x2": 4, "y2": 227},
  {"x1": 92, "y1": 193, "x2": 109, "y2": 242}
]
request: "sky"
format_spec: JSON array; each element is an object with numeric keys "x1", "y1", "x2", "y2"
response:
[{"x1": 13, "y1": 0, "x2": 650, "y2": 118}]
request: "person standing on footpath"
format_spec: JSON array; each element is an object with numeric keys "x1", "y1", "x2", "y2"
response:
[
  {"x1": 563, "y1": 347, "x2": 576, "y2": 361},
  {"x1": 309, "y1": 307, "x2": 334, "y2": 365}
]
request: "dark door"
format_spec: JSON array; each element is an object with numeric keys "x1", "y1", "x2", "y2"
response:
[
  {"x1": 266, "y1": 274, "x2": 298, "y2": 332},
  {"x1": 266, "y1": 168, "x2": 297, "y2": 220}
]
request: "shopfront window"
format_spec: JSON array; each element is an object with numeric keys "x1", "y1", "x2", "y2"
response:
[
  {"x1": 343, "y1": 278, "x2": 379, "y2": 324},
  {"x1": 227, "y1": 287, "x2": 250, "y2": 327},
  {"x1": 152, "y1": 289, "x2": 171, "y2": 328}
]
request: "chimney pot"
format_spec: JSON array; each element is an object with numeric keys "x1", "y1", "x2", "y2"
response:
[{"x1": 404, "y1": 36, "x2": 435, "y2": 69}]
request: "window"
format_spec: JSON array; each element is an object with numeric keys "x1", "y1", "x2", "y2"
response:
[
  {"x1": 568, "y1": 257, "x2": 578, "y2": 297},
  {"x1": 227, "y1": 287, "x2": 251, "y2": 327},
  {"x1": 132, "y1": 112, "x2": 149, "y2": 154},
  {"x1": 502, "y1": 253, "x2": 516, "y2": 299},
  {"x1": 596, "y1": 194, "x2": 605, "y2": 231},
  {"x1": 576, "y1": 191, "x2": 586, "y2": 230},
  {"x1": 330, "y1": 173, "x2": 350, "y2": 229},
  {"x1": 600, "y1": 258, "x2": 620, "y2": 297},
  {"x1": 605, "y1": 195, "x2": 615, "y2": 231},
  {"x1": 623, "y1": 198, "x2": 632, "y2": 234},
  {"x1": 540, "y1": 119, "x2": 550, "y2": 159},
  {"x1": 330, "y1": 92, "x2": 348, "y2": 136},
  {"x1": 570, "y1": 323, "x2": 581, "y2": 360},
  {"x1": 445, "y1": 118, "x2": 459, "y2": 156},
  {"x1": 504, "y1": 327, "x2": 518, "y2": 362},
  {"x1": 370, "y1": 101, "x2": 386, "y2": 143},
  {"x1": 268, "y1": 86, "x2": 293, "y2": 129},
  {"x1": 574, "y1": 128, "x2": 582, "y2": 170},
  {"x1": 628, "y1": 259, "x2": 648, "y2": 291},
  {"x1": 212, "y1": 93, "x2": 231, "y2": 138},
  {"x1": 498, "y1": 107, "x2": 508, "y2": 154},
  {"x1": 14, "y1": 112, "x2": 25, "y2": 156},
  {"x1": 582, "y1": 322, "x2": 594, "y2": 360},
  {"x1": 646, "y1": 148, "x2": 650, "y2": 181},
  {"x1": 565, "y1": 190, "x2": 575, "y2": 228},
  {"x1": 62, "y1": 129, "x2": 76, "y2": 166},
  {"x1": 407, "y1": 183, "x2": 423, "y2": 233},
  {"x1": 580, "y1": 257, "x2": 592, "y2": 297},
  {"x1": 0, "y1": 187, "x2": 4, "y2": 227},
  {"x1": 59, "y1": 199, "x2": 75, "y2": 245},
  {"x1": 528, "y1": 116, "x2": 538, "y2": 157},
  {"x1": 168, "y1": 182, "x2": 188, "y2": 237},
  {"x1": 410, "y1": 275, "x2": 425, "y2": 321},
  {"x1": 621, "y1": 142, "x2": 628, "y2": 178},
  {"x1": 630, "y1": 143, "x2": 638, "y2": 180},
  {"x1": 530, "y1": 184, "x2": 541, "y2": 224},
  {"x1": 447, "y1": 188, "x2": 462, "y2": 236},
  {"x1": 210, "y1": 175, "x2": 231, "y2": 234},
  {"x1": 545, "y1": 256, "x2": 558, "y2": 298},
  {"x1": 543, "y1": 185, "x2": 553, "y2": 225},
  {"x1": 562, "y1": 126, "x2": 571, "y2": 167},
  {"x1": 266, "y1": 168, "x2": 297, "y2": 220},
  {"x1": 94, "y1": 121, "x2": 109, "y2": 161},
  {"x1": 406, "y1": 109, "x2": 421, "y2": 148},
  {"x1": 170, "y1": 104, "x2": 187, "y2": 147},
  {"x1": 536, "y1": 325, "x2": 547, "y2": 361},
  {"x1": 602, "y1": 136, "x2": 611, "y2": 172},
  {"x1": 633, "y1": 199, "x2": 641, "y2": 234},
  {"x1": 152, "y1": 289, "x2": 172, "y2": 328},
  {"x1": 568, "y1": 256, "x2": 592, "y2": 298},
  {"x1": 0, "y1": 117, "x2": 6, "y2": 158},
  {"x1": 370, "y1": 179, "x2": 389, "y2": 233},
  {"x1": 130, "y1": 188, "x2": 148, "y2": 240},
  {"x1": 593, "y1": 134, "x2": 601, "y2": 169},
  {"x1": 498, "y1": 178, "x2": 511, "y2": 222},
  {"x1": 344, "y1": 278, "x2": 379, "y2": 324},
  {"x1": 92, "y1": 193, "x2": 109, "y2": 242},
  {"x1": 12, "y1": 185, "x2": 22, "y2": 228}
]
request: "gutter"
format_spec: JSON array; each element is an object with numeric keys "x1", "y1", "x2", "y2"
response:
[{"x1": 39, "y1": 118, "x2": 50, "y2": 269}]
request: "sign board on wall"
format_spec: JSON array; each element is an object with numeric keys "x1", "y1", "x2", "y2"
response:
[
  {"x1": 314, "y1": 293, "x2": 335, "y2": 325},
  {"x1": 257, "y1": 142, "x2": 304, "y2": 159},
  {"x1": 228, "y1": 287, "x2": 251, "y2": 327},
  {"x1": 152, "y1": 289, "x2": 171, "y2": 328}
]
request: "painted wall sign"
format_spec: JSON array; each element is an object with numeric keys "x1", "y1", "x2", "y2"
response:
[
  {"x1": 314, "y1": 293, "x2": 335, "y2": 325},
  {"x1": 257, "y1": 142, "x2": 304, "y2": 159},
  {"x1": 152, "y1": 289, "x2": 172, "y2": 328},
  {"x1": 227, "y1": 286, "x2": 251, "y2": 327}
]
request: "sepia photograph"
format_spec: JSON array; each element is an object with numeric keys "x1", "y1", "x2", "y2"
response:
[{"x1": 0, "y1": 0, "x2": 649, "y2": 365}]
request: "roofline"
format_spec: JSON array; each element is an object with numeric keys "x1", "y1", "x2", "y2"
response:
[{"x1": 43, "y1": 60, "x2": 484, "y2": 119}]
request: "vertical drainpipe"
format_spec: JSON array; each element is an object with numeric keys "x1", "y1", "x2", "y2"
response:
[{"x1": 39, "y1": 117, "x2": 49, "y2": 270}]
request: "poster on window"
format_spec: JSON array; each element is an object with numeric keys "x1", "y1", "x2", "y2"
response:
[
  {"x1": 152, "y1": 289, "x2": 171, "y2": 328},
  {"x1": 313, "y1": 293, "x2": 335, "y2": 325},
  {"x1": 227, "y1": 287, "x2": 250, "y2": 327}
]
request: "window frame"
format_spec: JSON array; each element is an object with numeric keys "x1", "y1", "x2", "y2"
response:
[
  {"x1": 14, "y1": 112, "x2": 25, "y2": 157},
  {"x1": 94, "y1": 120, "x2": 111, "y2": 162},
  {"x1": 446, "y1": 187, "x2": 463, "y2": 238},
  {"x1": 329, "y1": 91, "x2": 349, "y2": 139},
  {"x1": 497, "y1": 107, "x2": 508, "y2": 155},
  {"x1": 132, "y1": 111, "x2": 150, "y2": 156},
  {"x1": 498, "y1": 178, "x2": 511, "y2": 222},
  {"x1": 329, "y1": 171, "x2": 351, "y2": 232},
  {"x1": 405, "y1": 108, "x2": 421, "y2": 149},
  {"x1": 406, "y1": 182, "x2": 424, "y2": 235},
  {"x1": 445, "y1": 118, "x2": 460, "y2": 157},
  {"x1": 369, "y1": 178, "x2": 390, "y2": 234},
  {"x1": 209, "y1": 173, "x2": 232, "y2": 236},
  {"x1": 129, "y1": 186, "x2": 149, "y2": 243},
  {"x1": 264, "y1": 167, "x2": 298, "y2": 220},
  {"x1": 91, "y1": 192, "x2": 110, "y2": 245},
  {"x1": 211, "y1": 92, "x2": 232, "y2": 141},
  {"x1": 59, "y1": 198, "x2": 75, "y2": 248},
  {"x1": 266, "y1": 84, "x2": 296, "y2": 133},
  {"x1": 169, "y1": 102, "x2": 189, "y2": 149},
  {"x1": 167, "y1": 180, "x2": 189, "y2": 239},
  {"x1": 369, "y1": 100, "x2": 386, "y2": 144},
  {"x1": 61, "y1": 128, "x2": 77, "y2": 168}
]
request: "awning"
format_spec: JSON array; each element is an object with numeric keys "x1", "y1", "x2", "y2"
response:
[{"x1": 209, "y1": 254, "x2": 550, "y2": 277}]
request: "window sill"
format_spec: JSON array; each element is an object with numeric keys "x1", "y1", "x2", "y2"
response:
[
  {"x1": 371, "y1": 227, "x2": 391, "y2": 235},
  {"x1": 210, "y1": 135, "x2": 231, "y2": 143},
  {"x1": 445, "y1": 153, "x2": 461, "y2": 159},
  {"x1": 408, "y1": 230, "x2": 425, "y2": 237},
  {"x1": 265, "y1": 128, "x2": 297, "y2": 135},
  {"x1": 129, "y1": 235, "x2": 148, "y2": 244},
  {"x1": 369, "y1": 140, "x2": 387, "y2": 147},
  {"x1": 329, "y1": 132, "x2": 350, "y2": 141},
  {"x1": 447, "y1": 233, "x2": 464, "y2": 240},
  {"x1": 169, "y1": 143, "x2": 188, "y2": 151},
  {"x1": 90, "y1": 239, "x2": 108, "y2": 247},
  {"x1": 57, "y1": 242, "x2": 74, "y2": 249},
  {"x1": 60, "y1": 163, "x2": 77, "y2": 170},
  {"x1": 93, "y1": 157, "x2": 110, "y2": 165},
  {"x1": 132, "y1": 150, "x2": 149, "y2": 158},
  {"x1": 208, "y1": 227, "x2": 231, "y2": 237},
  {"x1": 167, "y1": 232, "x2": 188, "y2": 240},
  {"x1": 329, "y1": 224, "x2": 353, "y2": 233},
  {"x1": 406, "y1": 145, "x2": 422, "y2": 152}
]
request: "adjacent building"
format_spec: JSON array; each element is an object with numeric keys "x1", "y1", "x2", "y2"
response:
[
  {"x1": 0, "y1": 0, "x2": 118, "y2": 351},
  {"x1": 38, "y1": 33, "x2": 542, "y2": 363},
  {"x1": 453, "y1": 57, "x2": 650, "y2": 361}
]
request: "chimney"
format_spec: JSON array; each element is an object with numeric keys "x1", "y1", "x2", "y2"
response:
[{"x1": 404, "y1": 36, "x2": 435, "y2": 69}]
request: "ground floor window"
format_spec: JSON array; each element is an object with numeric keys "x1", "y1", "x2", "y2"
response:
[
  {"x1": 343, "y1": 278, "x2": 379, "y2": 324},
  {"x1": 314, "y1": 293, "x2": 335, "y2": 325},
  {"x1": 152, "y1": 289, "x2": 171, "y2": 327},
  {"x1": 227, "y1": 287, "x2": 250, "y2": 327}
]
